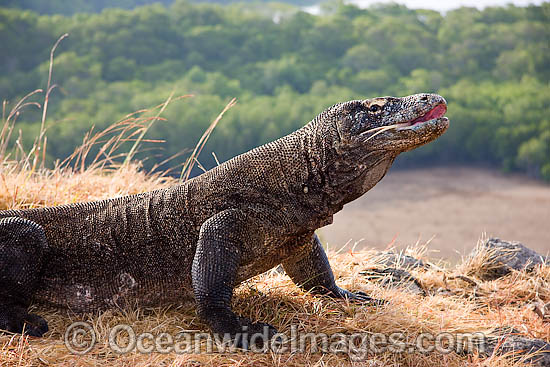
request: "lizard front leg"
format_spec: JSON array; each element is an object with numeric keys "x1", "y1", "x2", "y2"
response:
[
  {"x1": 192, "y1": 209, "x2": 276, "y2": 347},
  {"x1": 283, "y1": 234, "x2": 385, "y2": 305},
  {"x1": 0, "y1": 217, "x2": 49, "y2": 337}
]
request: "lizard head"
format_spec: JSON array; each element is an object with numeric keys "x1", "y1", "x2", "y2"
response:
[
  {"x1": 332, "y1": 93, "x2": 449, "y2": 153},
  {"x1": 303, "y1": 93, "x2": 449, "y2": 211}
]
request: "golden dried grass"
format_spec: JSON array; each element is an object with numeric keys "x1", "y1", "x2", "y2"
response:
[{"x1": 1, "y1": 235, "x2": 548, "y2": 366}]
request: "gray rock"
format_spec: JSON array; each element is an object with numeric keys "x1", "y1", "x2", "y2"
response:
[
  {"x1": 480, "y1": 328, "x2": 550, "y2": 367},
  {"x1": 371, "y1": 251, "x2": 427, "y2": 269},
  {"x1": 470, "y1": 238, "x2": 548, "y2": 280},
  {"x1": 360, "y1": 267, "x2": 425, "y2": 296}
]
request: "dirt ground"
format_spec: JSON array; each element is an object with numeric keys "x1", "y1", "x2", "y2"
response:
[{"x1": 319, "y1": 166, "x2": 550, "y2": 262}]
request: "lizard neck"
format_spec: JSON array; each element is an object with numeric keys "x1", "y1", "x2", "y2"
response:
[{"x1": 298, "y1": 117, "x2": 397, "y2": 223}]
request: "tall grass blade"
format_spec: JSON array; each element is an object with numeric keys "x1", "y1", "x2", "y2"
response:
[{"x1": 180, "y1": 98, "x2": 236, "y2": 181}]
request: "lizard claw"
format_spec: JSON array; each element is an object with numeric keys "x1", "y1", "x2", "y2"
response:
[
  {"x1": 229, "y1": 320, "x2": 278, "y2": 350},
  {"x1": 208, "y1": 312, "x2": 278, "y2": 350},
  {"x1": 333, "y1": 287, "x2": 388, "y2": 306}
]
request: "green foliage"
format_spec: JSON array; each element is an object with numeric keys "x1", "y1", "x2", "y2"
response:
[
  {"x1": 0, "y1": 2, "x2": 548, "y2": 179},
  {"x1": 0, "y1": 0, "x2": 175, "y2": 15}
]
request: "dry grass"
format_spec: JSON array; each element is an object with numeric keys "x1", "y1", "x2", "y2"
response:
[{"x1": 0, "y1": 228, "x2": 548, "y2": 366}]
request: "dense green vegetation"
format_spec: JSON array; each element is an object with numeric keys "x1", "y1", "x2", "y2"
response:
[
  {"x1": 0, "y1": 1, "x2": 549, "y2": 179},
  {"x1": 0, "y1": 0, "x2": 312, "y2": 15},
  {"x1": 0, "y1": 0, "x2": 175, "y2": 15}
]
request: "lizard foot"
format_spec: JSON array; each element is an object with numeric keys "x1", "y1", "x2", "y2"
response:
[
  {"x1": 0, "y1": 306, "x2": 49, "y2": 337},
  {"x1": 330, "y1": 287, "x2": 388, "y2": 306},
  {"x1": 235, "y1": 317, "x2": 278, "y2": 350},
  {"x1": 218, "y1": 318, "x2": 278, "y2": 350},
  {"x1": 205, "y1": 309, "x2": 278, "y2": 350},
  {"x1": 22, "y1": 313, "x2": 49, "y2": 337}
]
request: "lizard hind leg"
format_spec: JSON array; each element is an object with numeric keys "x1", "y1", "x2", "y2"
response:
[{"x1": 0, "y1": 217, "x2": 49, "y2": 337}]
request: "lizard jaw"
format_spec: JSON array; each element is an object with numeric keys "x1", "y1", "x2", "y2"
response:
[
  {"x1": 405, "y1": 103, "x2": 447, "y2": 128},
  {"x1": 401, "y1": 103, "x2": 448, "y2": 129}
]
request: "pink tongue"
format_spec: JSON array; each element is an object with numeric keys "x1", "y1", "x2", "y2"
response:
[{"x1": 411, "y1": 104, "x2": 447, "y2": 125}]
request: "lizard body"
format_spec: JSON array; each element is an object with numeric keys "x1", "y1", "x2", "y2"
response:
[{"x1": 0, "y1": 93, "x2": 448, "y2": 340}]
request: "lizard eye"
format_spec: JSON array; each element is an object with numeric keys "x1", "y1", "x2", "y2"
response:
[{"x1": 369, "y1": 105, "x2": 381, "y2": 113}]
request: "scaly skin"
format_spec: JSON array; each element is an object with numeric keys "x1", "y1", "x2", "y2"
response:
[{"x1": 0, "y1": 93, "x2": 449, "y2": 342}]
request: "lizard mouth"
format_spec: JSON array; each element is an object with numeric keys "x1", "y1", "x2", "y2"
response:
[{"x1": 406, "y1": 103, "x2": 447, "y2": 127}]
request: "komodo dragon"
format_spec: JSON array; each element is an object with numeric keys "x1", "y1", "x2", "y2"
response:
[{"x1": 0, "y1": 93, "x2": 448, "y2": 342}]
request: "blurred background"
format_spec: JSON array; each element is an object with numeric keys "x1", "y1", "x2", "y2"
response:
[{"x1": 0, "y1": 0, "x2": 548, "y2": 260}]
